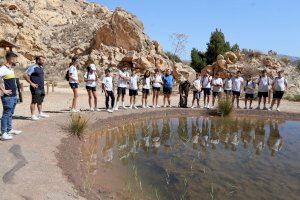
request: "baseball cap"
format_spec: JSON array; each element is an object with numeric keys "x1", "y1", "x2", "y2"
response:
[{"x1": 89, "y1": 64, "x2": 96, "y2": 71}]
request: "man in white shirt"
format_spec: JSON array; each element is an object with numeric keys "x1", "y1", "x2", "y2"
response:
[
  {"x1": 201, "y1": 70, "x2": 212, "y2": 109},
  {"x1": 191, "y1": 73, "x2": 202, "y2": 108},
  {"x1": 269, "y1": 70, "x2": 288, "y2": 111},
  {"x1": 231, "y1": 71, "x2": 244, "y2": 109},
  {"x1": 115, "y1": 62, "x2": 130, "y2": 110},
  {"x1": 224, "y1": 72, "x2": 233, "y2": 99},
  {"x1": 211, "y1": 73, "x2": 223, "y2": 108},
  {"x1": 256, "y1": 69, "x2": 271, "y2": 110}
]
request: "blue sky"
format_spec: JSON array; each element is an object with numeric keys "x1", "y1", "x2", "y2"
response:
[{"x1": 91, "y1": 0, "x2": 300, "y2": 60}]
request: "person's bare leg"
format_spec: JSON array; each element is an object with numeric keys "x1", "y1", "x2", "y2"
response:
[
  {"x1": 88, "y1": 90, "x2": 92, "y2": 109},
  {"x1": 163, "y1": 95, "x2": 166, "y2": 106},
  {"x1": 212, "y1": 96, "x2": 215, "y2": 107},
  {"x1": 152, "y1": 92, "x2": 156, "y2": 106},
  {"x1": 167, "y1": 94, "x2": 171, "y2": 106},
  {"x1": 244, "y1": 98, "x2": 247, "y2": 108},
  {"x1": 155, "y1": 92, "x2": 159, "y2": 106},
  {"x1": 276, "y1": 99, "x2": 281, "y2": 109},
  {"x1": 30, "y1": 103, "x2": 36, "y2": 116},
  {"x1": 204, "y1": 95, "x2": 207, "y2": 106},
  {"x1": 207, "y1": 96, "x2": 210, "y2": 106},
  {"x1": 72, "y1": 88, "x2": 78, "y2": 109},
  {"x1": 263, "y1": 97, "x2": 267, "y2": 108},
  {"x1": 258, "y1": 97, "x2": 262, "y2": 108},
  {"x1": 145, "y1": 94, "x2": 148, "y2": 106},
  {"x1": 93, "y1": 91, "x2": 97, "y2": 108},
  {"x1": 250, "y1": 99, "x2": 253, "y2": 108},
  {"x1": 237, "y1": 97, "x2": 240, "y2": 108},
  {"x1": 37, "y1": 104, "x2": 42, "y2": 114},
  {"x1": 133, "y1": 96, "x2": 136, "y2": 106},
  {"x1": 192, "y1": 97, "x2": 195, "y2": 107}
]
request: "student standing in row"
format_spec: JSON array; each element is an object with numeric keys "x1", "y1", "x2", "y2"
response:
[
  {"x1": 152, "y1": 69, "x2": 163, "y2": 108},
  {"x1": 162, "y1": 68, "x2": 174, "y2": 108},
  {"x1": 191, "y1": 73, "x2": 202, "y2": 109},
  {"x1": 244, "y1": 75, "x2": 255, "y2": 109},
  {"x1": 84, "y1": 64, "x2": 100, "y2": 112},
  {"x1": 115, "y1": 63, "x2": 130, "y2": 110},
  {"x1": 68, "y1": 56, "x2": 80, "y2": 112},
  {"x1": 129, "y1": 68, "x2": 139, "y2": 109},
  {"x1": 211, "y1": 73, "x2": 223, "y2": 108},
  {"x1": 224, "y1": 72, "x2": 233, "y2": 99},
  {"x1": 202, "y1": 70, "x2": 212, "y2": 109},
  {"x1": 142, "y1": 70, "x2": 151, "y2": 108},
  {"x1": 269, "y1": 70, "x2": 288, "y2": 111},
  {"x1": 24, "y1": 56, "x2": 49, "y2": 120},
  {"x1": 232, "y1": 71, "x2": 244, "y2": 108},
  {"x1": 102, "y1": 68, "x2": 114, "y2": 113},
  {"x1": 257, "y1": 70, "x2": 271, "y2": 110},
  {"x1": 0, "y1": 52, "x2": 22, "y2": 140}
]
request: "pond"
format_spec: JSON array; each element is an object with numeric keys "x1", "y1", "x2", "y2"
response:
[{"x1": 79, "y1": 116, "x2": 300, "y2": 200}]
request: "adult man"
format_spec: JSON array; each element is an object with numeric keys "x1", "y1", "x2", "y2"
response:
[
  {"x1": 256, "y1": 69, "x2": 271, "y2": 110},
  {"x1": 24, "y1": 56, "x2": 49, "y2": 120},
  {"x1": 269, "y1": 70, "x2": 288, "y2": 112},
  {"x1": 231, "y1": 71, "x2": 244, "y2": 108},
  {"x1": 0, "y1": 52, "x2": 22, "y2": 140}
]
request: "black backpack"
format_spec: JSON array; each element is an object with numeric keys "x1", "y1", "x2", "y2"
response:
[{"x1": 65, "y1": 70, "x2": 70, "y2": 81}]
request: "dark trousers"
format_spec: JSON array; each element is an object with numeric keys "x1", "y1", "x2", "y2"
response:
[{"x1": 105, "y1": 91, "x2": 115, "y2": 109}]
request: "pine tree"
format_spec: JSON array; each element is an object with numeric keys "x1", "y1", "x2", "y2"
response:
[
  {"x1": 191, "y1": 48, "x2": 206, "y2": 72},
  {"x1": 231, "y1": 43, "x2": 240, "y2": 52},
  {"x1": 205, "y1": 29, "x2": 231, "y2": 64}
]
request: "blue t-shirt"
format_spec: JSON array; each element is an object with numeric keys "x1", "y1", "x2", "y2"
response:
[
  {"x1": 0, "y1": 65, "x2": 17, "y2": 97},
  {"x1": 162, "y1": 74, "x2": 174, "y2": 89},
  {"x1": 26, "y1": 64, "x2": 45, "y2": 91}
]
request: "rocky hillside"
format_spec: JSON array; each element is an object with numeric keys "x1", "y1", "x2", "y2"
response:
[
  {"x1": 203, "y1": 50, "x2": 300, "y2": 96},
  {"x1": 0, "y1": 0, "x2": 195, "y2": 81}
]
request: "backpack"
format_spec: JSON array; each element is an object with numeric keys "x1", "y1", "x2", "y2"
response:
[
  {"x1": 179, "y1": 95, "x2": 188, "y2": 108},
  {"x1": 65, "y1": 70, "x2": 70, "y2": 81}
]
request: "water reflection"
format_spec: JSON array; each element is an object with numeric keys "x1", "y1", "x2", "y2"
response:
[{"x1": 98, "y1": 117, "x2": 286, "y2": 164}]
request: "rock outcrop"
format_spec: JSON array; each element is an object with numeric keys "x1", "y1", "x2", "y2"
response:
[{"x1": 0, "y1": 0, "x2": 195, "y2": 81}]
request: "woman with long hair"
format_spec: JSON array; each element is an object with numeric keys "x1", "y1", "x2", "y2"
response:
[
  {"x1": 142, "y1": 70, "x2": 151, "y2": 108},
  {"x1": 68, "y1": 56, "x2": 79, "y2": 112},
  {"x1": 84, "y1": 64, "x2": 99, "y2": 111}
]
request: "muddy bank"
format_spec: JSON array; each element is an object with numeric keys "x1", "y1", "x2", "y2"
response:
[{"x1": 56, "y1": 108, "x2": 300, "y2": 200}]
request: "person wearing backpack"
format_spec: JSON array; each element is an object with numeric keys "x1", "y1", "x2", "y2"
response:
[
  {"x1": 84, "y1": 64, "x2": 100, "y2": 112},
  {"x1": 269, "y1": 70, "x2": 288, "y2": 112},
  {"x1": 68, "y1": 56, "x2": 80, "y2": 112},
  {"x1": 178, "y1": 76, "x2": 190, "y2": 108},
  {"x1": 244, "y1": 74, "x2": 255, "y2": 109},
  {"x1": 256, "y1": 69, "x2": 271, "y2": 110}
]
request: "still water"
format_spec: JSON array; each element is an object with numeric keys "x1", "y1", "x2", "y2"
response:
[{"x1": 80, "y1": 117, "x2": 300, "y2": 200}]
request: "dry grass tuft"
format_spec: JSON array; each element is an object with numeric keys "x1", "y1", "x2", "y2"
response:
[{"x1": 68, "y1": 114, "x2": 89, "y2": 139}]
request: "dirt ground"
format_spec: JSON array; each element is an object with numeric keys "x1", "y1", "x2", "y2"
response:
[{"x1": 1, "y1": 87, "x2": 300, "y2": 200}]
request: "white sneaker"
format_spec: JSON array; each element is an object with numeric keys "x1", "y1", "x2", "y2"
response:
[
  {"x1": 206, "y1": 105, "x2": 210, "y2": 109},
  {"x1": 129, "y1": 105, "x2": 133, "y2": 109},
  {"x1": 276, "y1": 108, "x2": 280, "y2": 112},
  {"x1": 31, "y1": 115, "x2": 40, "y2": 121},
  {"x1": 38, "y1": 112, "x2": 49, "y2": 118},
  {"x1": 156, "y1": 105, "x2": 161, "y2": 108},
  {"x1": 94, "y1": 108, "x2": 101, "y2": 112},
  {"x1": 152, "y1": 105, "x2": 156, "y2": 108},
  {"x1": 163, "y1": 105, "x2": 167, "y2": 108},
  {"x1": 71, "y1": 109, "x2": 80, "y2": 113},
  {"x1": 122, "y1": 106, "x2": 127, "y2": 110},
  {"x1": 142, "y1": 105, "x2": 146, "y2": 108},
  {"x1": 146, "y1": 105, "x2": 151, "y2": 108},
  {"x1": 107, "y1": 109, "x2": 113, "y2": 113},
  {"x1": 114, "y1": 106, "x2": 119, "y2": 111},
  {"x1": 133, "y1": 105, "x2": 138, "y2": 109},
  {"x1": 268, "y1": 107, "x2": 273, "y2": 111},
  {"x1": 1, "y1": 132, "x2": 13, "y2": 140},
  {"x1": 191, "y1": 106, "x2": 195, "y2": 109},
  {"x1": 204, "y1": 104, "x2": 207, "y2": 108},
  {"x1": 168, "y1": 105, "x2": 172, "y2": 108},
  {"x1": 89, "y1": 108, "x2": 94, "y2": 112},
  {"x1": 8, "y1": 129, "x2": 22, "y2": 135}
]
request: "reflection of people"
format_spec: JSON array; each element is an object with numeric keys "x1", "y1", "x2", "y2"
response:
[
  {"x1": 219, "y1": 119, "x2": 230, "y2": 149},
  {"x1": 102, "y1": 131, "x2": 115, "y2": 163},
  {"x1": 240, "y1": 119, "x2": 253, "y2": 149},
  {"x1": 253, "y1": 121, "x2": 266, "y2": 155},
  {"x1": 268, "y1": 122, "x2": 283, "y2": 156},
  {"x1": 191, "y1": 119, "x2": 200, "y2": 150},
  {"x1": 210, "y1": 120, "x2": 220, "y2": 150},
  {"x1": 152, "y1": 120, "x2": 161, "y2": 154},
  {"x1": 161, "y1": 119, "x2": 171, "y2": 151},
  {"x1": 200, "y1": 118, "x2": 209, "y2": 148},
  {"x1": 141, "y1": 121, "x2": 150, "y2": 153},
  {"x1": 178, "y1": 117, "x2": 188, "y2": 143}
]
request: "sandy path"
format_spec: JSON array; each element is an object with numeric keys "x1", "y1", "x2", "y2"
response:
[{"x1": 0, "y1": 87, "x2": 300, "y2": 200}]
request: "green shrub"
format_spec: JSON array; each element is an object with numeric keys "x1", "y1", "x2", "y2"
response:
[
  {"x1": 217, "y1": 98, "x2": 233, "y2": 116},
  {"x1": 68, "y1": 114, "x2": 89, "y2": 139}
]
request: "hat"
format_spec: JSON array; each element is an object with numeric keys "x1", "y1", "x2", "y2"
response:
[{"x1": 89, "y1": 64, "x2": 96, "y2": 71}]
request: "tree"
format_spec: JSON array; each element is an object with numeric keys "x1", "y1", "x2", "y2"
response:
[
  {"x1": 205, "y1": 29, "x2": 231, "y2": 64},
  {"x1": 231, "y1": 43, "x2": 240, "y2": 52},
  {"x1": 169, "y1": 33, "x2": 189, "y2": 61},
  {"x1": 191, "y1": 48, "x2": 206, "y2": 72},
  {"x1": 165, "y1": 51, "x2": 182, "y2": 63}
]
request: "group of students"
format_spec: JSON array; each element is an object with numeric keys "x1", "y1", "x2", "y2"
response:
[
  {"x1": 68, "y1": 57, "x2": 175, "y2": 113},
  {"x1": 190, "y1": 69, "x2": 288, "y2": 111}
]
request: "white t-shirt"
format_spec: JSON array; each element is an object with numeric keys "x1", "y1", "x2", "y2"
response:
[
  {"x1": 143, "y1": 77, "x2": 151, "y2": 89},
  {"x1": 69, "y1": 65, "x2": 78, "y2": 83},
  {"x1": 84, "y1": 72, "x2": 97, "y2": 87},
  {"x1": 193, "y1": 78, "x2": 202, "y2": 91},
  {"x1": 273, "y1": 77, "x2": 287, "y2": 91},
  {"x1": 232, "y1": 77, "x2": 244, "y2": 92},
  {"x1": 224, "y1": 78, "x2": 232, "y2": 90},
  {"x1": 258, "y1": 76, "x2": 270, "y2": 92},
  {"x1": 102, "y1": 76, "x2": 113, "y2": 91},
  {"x1": 212, "y1": 78, "x2": 223, "y2": 92},
  {"x1": 129, "y1": 75, "x2": 139, "y2": 90},
  {"x1": 118, "y1": 70, "x2": 129, "y2": 88},
  {"x1": 202, "y1": 76, "x2": 212, "y2": 89},
  {"x1": 152, "y1": 74, "x2": 163, "y2": 88},
  {"x1": 244, "y1": 80, "x2": 255, "y2": 94}
]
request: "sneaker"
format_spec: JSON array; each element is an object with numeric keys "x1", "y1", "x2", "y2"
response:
[
  {"x1": 122, "y1": 106, "x2": 127, "y2": 110},
  {"x1": 156, "y1": 105, "x2": 161, "y2": 108},
  {"x1": 94, "y1": 108, "x2": 101, "y2": 112},
  {"x1": 142, "y1": 105, "x2": 146, "y2": 109},
  {"x1": 191, "y1": 106, "x2": 195, "y2": 109},
  {"x1": 206, "y1": 105, "x2": 210, "y2": 109},
  {"x1": 163, "y1": 105, "x2": 167, "y2": 108},
  {"x1": 114, "y1": 107, "x2": 119, "y2": 111},
  {"x1": 107, "y1": 109, "x2": 113, "y2": 113},
  {"x1": 256, "y1": 106, "x2": 260, "y2": 110},
  {"x1": 268, "y1": 107, "x2": 273, "y2": 111},
  {"x1": 89, "y1": 108, "x2": 94, "y2": 112},
  {"x1": 133, "y1": 105, "x2": 138, "y2": 109},
  {"x1": 152, "y1": 105, "x2": 156, "y2": 108},
  {"x1": 249, "y1": 107, "x2": 253, "y2": 110},
  {"x1": 146, "y1": 105, "x2": 151, "y2": 108},
  {"x1": 204, "y1": 104, "x2": 207, "y2": 108},
  {"x1": 129, "y1": 105, "x2": 133, "y2": 109},
  {"x1": 71, "y1": 109, "x2": 80, "y2": 113},
  {"x1": 38, "y1": 112, "x2": 49, "y2": 118},
  {"x1": 276, "y1": 108, "x2": 280, "y2": 112},
  {"x1": 31, "y1": 115, "x2": 40, "y2": 121},
  {"x1": 1, "y1": 132, "x2": 13, "y2": 140},
  {"x1": 168, "y1": 105, "x2": 172, "y2": 108},
  {"x1": 8, "y1": 129, "x2": 22, "y2": 135}
]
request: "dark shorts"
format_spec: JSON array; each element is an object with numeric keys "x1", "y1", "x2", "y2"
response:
[
  {"x1": 142, "y1": 88, "x2": 150, "y2": 95},
  {"x1": 245, "y1": 93, "x2": 254, "y2": 99},
  {"x1": 273, "y1": 91, "x2": 284, "y2": 99},
  {"x1": 32, "y1": 93, "x2": 45, "y2": 105},
  {"x1": 163, "y1": 87, "x2": 172, "y2": 95},
  {"x1": 69, "y1": 83, "x2": 78, "y2": 89},
  {"x1": 213, "y1": 92, "x2": 221, "y2": 98},
  {"x1": 117, "y1": 87, "x2": 126, "y2": 95},
  {"x1": 258, "y1": 92, "x2": 268, "y2": 98},
  {"x1": 153, "y1": 87, "x2": 161, "y2": 91},
  {"x1": 202, "y1": 88, "x2": 211, "y2": 96},
  {"x1": 224, "y1": 90, "x2": 232, "y2": 95},
  {"x1": 129, "y1": 89, "x2": 138, "y2": 96},
  {"x1": 232, "y1": 91, "x2": 241, "y2": 97},
  {"x1": 193, "y1": 91, "x2": 201, "y2": 100},
  {"x1": 86, "y1": 86, "x2": 96, "y2": 91}
]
